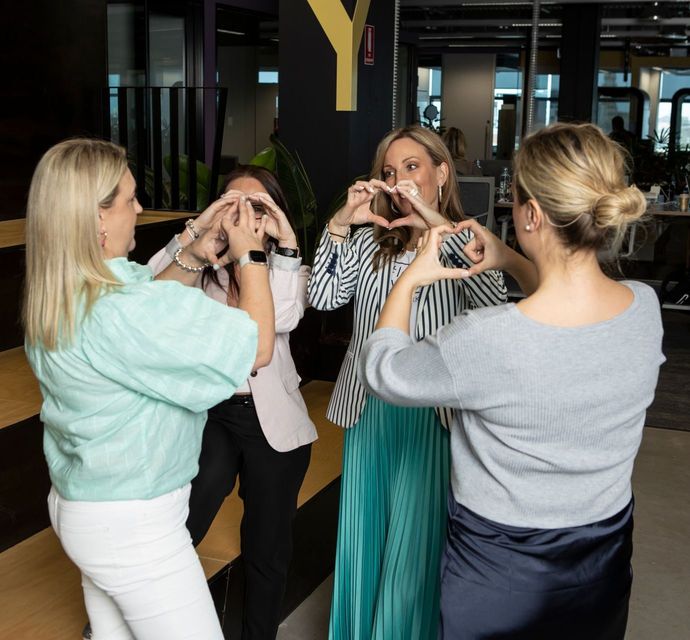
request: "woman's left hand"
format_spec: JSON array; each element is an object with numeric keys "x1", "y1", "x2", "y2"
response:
[
  {"x1": 388, "y1": 180, "x2": 447, "y2": 230},
  {"x1": 251, "y1": 192, "x2": 298, "y2": 248},
  {"x1": 402, "y1": 224, "x2": 470, "y2": 288}
]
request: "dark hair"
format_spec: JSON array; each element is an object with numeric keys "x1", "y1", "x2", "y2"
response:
[{"x1": 201, "y1": 164, "x2": 296, "y2": 297}]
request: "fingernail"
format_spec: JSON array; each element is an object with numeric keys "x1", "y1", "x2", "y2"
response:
[
  {"x1": 240, "y1": 196, "x2": 246, "y2": 202},
  {"x1": 213, "y1": 263, "x2": 221, "y2": 271},
  {"x1": 367, "y1": 187, "x2": 375, "y2": 193}
]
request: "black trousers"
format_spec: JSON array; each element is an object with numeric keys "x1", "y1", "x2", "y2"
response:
[{"x1": 186, "y1": 396, "x2": 312, "y2": 640}]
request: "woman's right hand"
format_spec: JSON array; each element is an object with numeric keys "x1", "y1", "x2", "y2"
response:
[
  {"x1": 221, "y1": 197, "x2": 267, "y2": 263},
  {"x1": 454, "y1": 219, "x2": 511, "y2": 276},
  {"x1": 181, "y1": 206, "x2": 233, "y2": 268},
  {"x1": 189, "y1": 194, "x2": 240, "y2": 235},
  {"x1": 329, "y1": 179, "x2": 391, "y2": 232}
]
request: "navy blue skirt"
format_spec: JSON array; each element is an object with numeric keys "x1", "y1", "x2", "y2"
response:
[{"x1": 440, "y1": 496, "x2": 634, "y2": 640}]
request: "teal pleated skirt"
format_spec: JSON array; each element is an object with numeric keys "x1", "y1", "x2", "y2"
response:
[{"x1": 329, "y1": 395, "x2": 450, "y2": 640}]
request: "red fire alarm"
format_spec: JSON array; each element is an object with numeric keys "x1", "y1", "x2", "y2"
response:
[{"x1": 364, "y1": 24, "x2": 374, "y2": 65}]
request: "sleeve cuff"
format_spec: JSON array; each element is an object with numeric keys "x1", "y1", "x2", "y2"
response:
[{"x1": 270, "y1": 252, "x2": 302, "y2": 271}]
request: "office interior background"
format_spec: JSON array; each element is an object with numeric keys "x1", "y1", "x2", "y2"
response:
[{"x1": 1, "y1": 1, "x2": 689, "y2": 638}]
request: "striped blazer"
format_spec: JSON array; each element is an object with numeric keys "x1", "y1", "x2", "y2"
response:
[{"x1": 308, "y1": 225, "x2": 507, "y2": 429}]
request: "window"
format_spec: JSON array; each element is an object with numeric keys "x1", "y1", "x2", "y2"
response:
[
  {"x1": 417, "y1": 67, "x2": 442, "y2": 129},
  {"x1": 258, "y1": 70, "x2": 278, "y2": 84}
]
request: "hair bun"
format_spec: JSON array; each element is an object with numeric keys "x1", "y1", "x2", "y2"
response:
[{"x1": 593, "y1": 185, "x2": 647, "y2": 230}]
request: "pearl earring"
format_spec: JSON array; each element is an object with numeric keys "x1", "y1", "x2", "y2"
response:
[
  {"x1": 524, "y1": 224, "x2": 531, "y2": 231},
  {"x1": 99, "y1": 229, "x2": 108, "y2": 248}
]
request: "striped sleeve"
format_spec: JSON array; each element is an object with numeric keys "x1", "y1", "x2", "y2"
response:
[{"x1": 308, "y1": 225, "x2": 367, "y2": 311}]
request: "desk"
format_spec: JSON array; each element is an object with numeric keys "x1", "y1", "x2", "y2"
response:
[
  {"x1": 626, "y1": 206, "x2": 690, "y2": 265},
  {"x1": 493, "y1": 201, "x2": 513, "y2": 241}
]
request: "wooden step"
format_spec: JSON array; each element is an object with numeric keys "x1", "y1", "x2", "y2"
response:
[
  {"x1": 0, "y1": 211, "x2": 193, "y2": 251},
  {"x1": 0, "y1": 212, "x2": 197, "y2": 352},
  {"x1": 0, "y1": 381, "x2": 340, "y2": 640}
]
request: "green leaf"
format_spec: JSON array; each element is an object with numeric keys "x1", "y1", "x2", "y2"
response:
[
  {"x1": 163, "y1": 155, "x2": 211, "y2": 210},
  {"x1": 250, "y1": 147, "x2": 277, "y2": 170}
]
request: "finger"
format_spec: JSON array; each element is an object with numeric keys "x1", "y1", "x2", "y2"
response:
[
  {"x1": 254, "y1": 192, "x2": 276, "y2": 207},
  {"x1": 252, "y1": 212, "x2": 266, "y2": 237},
  {"x1": 240, "y1": 197, "x2": 255, "y2": 227},
  {"x1": 215, "y1": 249, "x2": 232, "y2": 269},
  {"x1": 353, "y1": 180, "x2": 378, "y2": 194},
  {"x1": 221, "y1": 189, "x2": 244, "y2": 199},
  {"x1": 366, "y1": 213, "x2": 392, "y2": 228},
  {"x1": 455, "y1": 218, "x2": 485, "y2": 236},
  {"x1": 442, "y1": 266, "x2": 471, "y2": 279},
  {"x1": 388, "y1": 216, "x2": 414, "y2": 229},
  {"x1": 368, "y1": 178, "x2": 389, "y2": 192},
  {"x1": 256, "y1": 194, "x2": 284, "y2": 217},
  {"x1": 433, "y1": 222, "x2": 457, "y2": 237}
]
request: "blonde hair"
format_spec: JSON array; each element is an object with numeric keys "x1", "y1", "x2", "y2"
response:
[
  {"x1": 513, "y1": 122, "x2": 646, "y2": 255},
  {"x1": 369, "y1": 125, "x2": 464, "y2": 269},
  {"x1": 442, "y1": 127, "x2": 467, "y2": 161},
  {"x1": 23, "y1": 138, "x2": 128, "y2": 349}
]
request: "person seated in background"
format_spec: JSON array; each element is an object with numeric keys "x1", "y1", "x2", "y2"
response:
[
  {"x1": 149, "y1": 165, "x2": 317, "y2": 640},
  {"x1": 24, "y1": 138, "x2": 275, "y2": 640},
  {"x1": 442, "y1": 126, "x2": 483, "y2": 176},
  {"x1": 360, "y1": 122, "x2": 663, "y2": 640},
  {"x1": 609, "y1": 115, "x2": 636, "y2": 151}
]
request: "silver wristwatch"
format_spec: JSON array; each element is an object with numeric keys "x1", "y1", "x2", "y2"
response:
[{"x1": 238, "y1": 250, "x2": 269, "y2": 268}]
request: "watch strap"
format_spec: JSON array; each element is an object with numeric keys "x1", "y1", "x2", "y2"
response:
[{"x1": 275, "y1": 246, "x2": 300, "y2": 258}]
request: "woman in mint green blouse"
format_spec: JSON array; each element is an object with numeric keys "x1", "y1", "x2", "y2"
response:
[{"x1": 23, "y1": 139, "x2": 276, "y2": 640}]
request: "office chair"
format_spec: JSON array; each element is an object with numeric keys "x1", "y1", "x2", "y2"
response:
[{"x1": 456, "y1": 176, "x2": 496, "y2": 232}]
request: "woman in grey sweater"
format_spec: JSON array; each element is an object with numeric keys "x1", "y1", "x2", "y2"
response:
[{"x1": 360, "y1": 122, "x2": 664, "y2": 639}]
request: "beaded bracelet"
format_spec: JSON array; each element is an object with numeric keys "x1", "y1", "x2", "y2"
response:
[
  {"x1": 185, "y1": 218, "x2": 200, "y2": 239},
  {"x1": 173, "y1": 247, "x2": 208, "y2": 273}
]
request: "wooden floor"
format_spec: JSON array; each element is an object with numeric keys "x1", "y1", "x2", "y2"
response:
[
  {"x1": 0, "y1": 381, "x2": 340, "y2": 640},
  {"x1": 0, "y1": 348, "x2": 41, "y2": 430}
]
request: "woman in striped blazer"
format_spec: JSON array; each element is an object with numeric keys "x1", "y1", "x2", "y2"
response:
[{"x1": 308, "y1": 126, "x2": 507, "y2": 640}]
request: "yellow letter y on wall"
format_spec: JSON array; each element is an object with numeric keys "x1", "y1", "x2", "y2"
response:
[{"x1": 307, "y1": 0, "x2": 371, "y2": 111}]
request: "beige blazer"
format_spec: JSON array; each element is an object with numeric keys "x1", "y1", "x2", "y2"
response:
[{"x1": 149, "y1": 247, "x2": 317, "y2": 452}]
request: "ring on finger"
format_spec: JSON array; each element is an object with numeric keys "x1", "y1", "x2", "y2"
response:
[{"x1": 410, "y1": 188, "x2": 419, "y2": 197}]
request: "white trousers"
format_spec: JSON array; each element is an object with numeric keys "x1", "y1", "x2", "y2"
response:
[{"x1": 48, "y1": 484, "x2": 224, "y2": 640}]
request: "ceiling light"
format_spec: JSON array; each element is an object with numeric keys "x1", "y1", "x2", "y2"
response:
[
  {"x1": 511, "y1": 22, "x2": 561, "y2": 28},
  {"x1": 419, "y1": 34, "x2": 474, "y2": 40},
  {"x1": 218, "y1": 28, "x2": 246, "y2": 36}
]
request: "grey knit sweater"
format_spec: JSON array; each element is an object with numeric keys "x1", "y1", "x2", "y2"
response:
[{"x1": 360, "y1": 281, "x2": 665, "y2": 528}]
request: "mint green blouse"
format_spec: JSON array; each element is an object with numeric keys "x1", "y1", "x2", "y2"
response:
[{"x1": 25, "y1": 258, "x2": 258, "y2": 501}]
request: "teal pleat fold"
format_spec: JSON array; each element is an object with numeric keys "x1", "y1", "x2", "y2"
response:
[{"x1": 329, "y1": 395, "x2": 450, "y2": 640}]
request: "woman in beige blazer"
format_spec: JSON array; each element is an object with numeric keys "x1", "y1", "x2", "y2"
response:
[{"x1": 149, "y1": 165, "x2": 316, "y2": 640}]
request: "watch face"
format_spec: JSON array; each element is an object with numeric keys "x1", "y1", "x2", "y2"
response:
[{"x1": 248, "y1": 250, "x2": 268, "y2": 263}]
